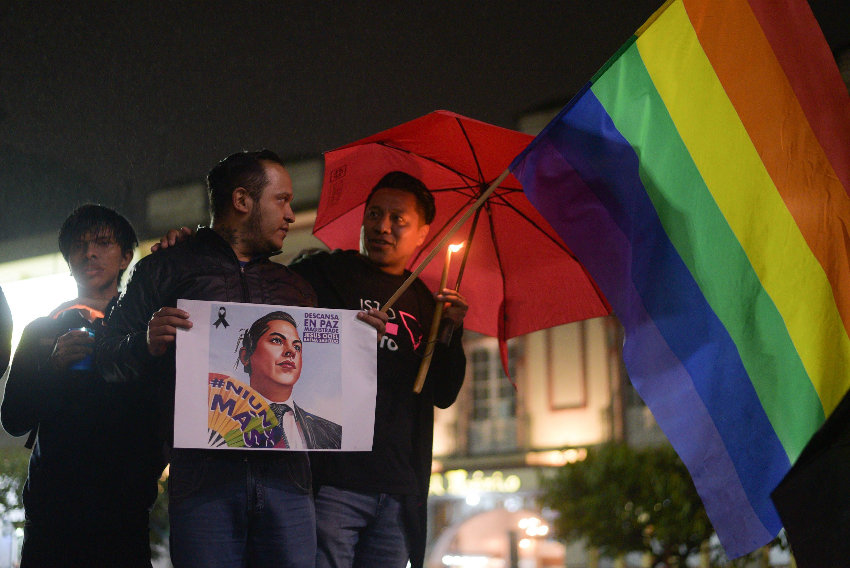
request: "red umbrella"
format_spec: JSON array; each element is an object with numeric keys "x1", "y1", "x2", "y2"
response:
[{"x1": 314, "y1": 110, "x2": 610, "y2": 353}]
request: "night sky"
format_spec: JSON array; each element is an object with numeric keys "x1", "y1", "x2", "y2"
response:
[{"x1": 2, "y1": 1, "x2": 848, "y2": 247}]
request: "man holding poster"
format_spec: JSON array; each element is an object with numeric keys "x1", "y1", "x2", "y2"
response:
[{"x1": 98, "y1": 150, "x2": 386, "y2": 567}]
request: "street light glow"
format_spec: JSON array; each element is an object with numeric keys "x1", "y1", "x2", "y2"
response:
[
  {"x1": 518, "y1": 516, "x2": 549, "y2": 537},
  {"x1": 441, "y1": 554, "x2": 492, "y2": 567}
]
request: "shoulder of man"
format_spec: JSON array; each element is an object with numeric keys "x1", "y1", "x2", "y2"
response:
[
  {"x1": 289, "y1": 249, "x2": 366, "y2": 282},
  {"x1": 296, "y1": 404, "x2": 342, "y2": 435},
  {"x1": 149, "y1": 227, "x2": 220, "y2": 260},
  {"x1": 128, "y1": 228, "x2": 224, "y2": 282},
  {"x1": 290, "y1": 248, "x2": 359, "y2": 269},
  {"x1": 238, "y1": 258, "x2": 316, "y2": 309},
  {"x1": 17, "y1": 315, "x2": 60, "y2": 346}
]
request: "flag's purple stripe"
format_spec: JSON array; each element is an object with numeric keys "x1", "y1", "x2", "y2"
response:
[{"x1": 512, "y1": 102, "x2": 784, "y2": 550}]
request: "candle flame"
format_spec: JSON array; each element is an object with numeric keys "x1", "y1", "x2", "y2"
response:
[{"x1": 448, "y1": 243, "x2": 465, "y2": 253}]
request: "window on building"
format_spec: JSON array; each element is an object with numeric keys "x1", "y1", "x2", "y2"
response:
[
  {"x1": 468, "y1": 341, "x2": 519, "y2": 454},
  {"x1": 544, "y1": 322, "x2": 588, "y2": 409}
]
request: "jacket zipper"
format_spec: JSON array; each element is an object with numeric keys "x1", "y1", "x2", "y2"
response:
[{"x1": 239, "y1": 264, "x2": 250, "y2": 303}]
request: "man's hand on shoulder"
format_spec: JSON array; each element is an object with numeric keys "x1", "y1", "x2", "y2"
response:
[
  {"x1": 150, "y1": 226, "x2": 193, "y2": 253},
  {"x1": 356, "y1": 308, "x2": 388, "y2": 342},
  {"x1": 147, "y1": 307, "x2": 193, "y2": 356}
]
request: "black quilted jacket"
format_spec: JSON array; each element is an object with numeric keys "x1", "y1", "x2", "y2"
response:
[{"x1": 97, "y1": 227, "x2": 317, "y2": 476}]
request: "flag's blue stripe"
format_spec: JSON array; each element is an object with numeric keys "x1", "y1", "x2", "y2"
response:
[{"x1": 516, "y1": 90, "x2": 788, "y2": 539}]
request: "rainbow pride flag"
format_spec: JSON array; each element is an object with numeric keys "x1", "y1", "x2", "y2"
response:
[{"x1": 511, "y1": 0, "x2": 850, "y2": 557}]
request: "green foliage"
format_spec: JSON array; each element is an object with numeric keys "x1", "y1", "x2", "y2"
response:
[
  {"x1": 540, "y1": 442, "x2": 713, "y2": 564},
  {"x1": 0, "y1": 446, "x2": 29, "y2": 516},
  {"x1": 149, "y1": 474, "x2": 169, "y2": 556}
]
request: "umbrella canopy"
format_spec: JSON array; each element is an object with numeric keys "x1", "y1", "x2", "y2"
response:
[{"x1": 314, "y1": 110, "x2": 610, "y2": 342}]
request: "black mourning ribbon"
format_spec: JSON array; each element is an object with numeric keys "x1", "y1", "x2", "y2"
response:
[
  {"x1": 269, "y1": 403, "x2": 292, "y2": 448},
  {"x1": 213, "y1": 307, "x2": 229, "y2": 328}
]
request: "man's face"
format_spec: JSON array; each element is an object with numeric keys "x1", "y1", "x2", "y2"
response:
[
  {"x1": 67, "y1": 228, "x2": 132, "y2": 297},
  {"x1": 245, "y1": 161, "x2": 295, "y2": 256},
  {"x1": 361, "y1": 187, "x2": 430, "y2": 275},
  {"x1": 245, "y1": 319, "x2": 303, "y2": 399}
]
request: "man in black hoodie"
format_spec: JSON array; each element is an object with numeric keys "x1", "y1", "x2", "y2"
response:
[{"x1": 2, "y1": 204, "x2": 163, "y2": 567}]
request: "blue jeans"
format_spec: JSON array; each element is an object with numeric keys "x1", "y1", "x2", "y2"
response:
[
  {"x1": 168, "y1": 451, "x2": 315, "y2": 567},
  {"x1": 315, "y1": 486, "x2": 409, "y2": 568}
]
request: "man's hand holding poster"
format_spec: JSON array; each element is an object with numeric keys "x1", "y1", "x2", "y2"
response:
[{"x1": 175, "y1": 299, "x2": 377, "y2": 451}]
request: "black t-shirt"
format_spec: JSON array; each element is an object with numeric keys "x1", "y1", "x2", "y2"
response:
[{"x1": 290, "y1": 250, "x2": 437, "y2": 494}]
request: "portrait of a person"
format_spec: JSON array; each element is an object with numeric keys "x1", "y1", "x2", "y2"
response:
[{"x1": 239, "y1": 310, "x2": 342, "y2": 449}]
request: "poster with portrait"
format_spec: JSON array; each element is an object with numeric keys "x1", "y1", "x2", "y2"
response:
[{"x1": 174, "y1": 299, "x2": 377, "y2": 451}]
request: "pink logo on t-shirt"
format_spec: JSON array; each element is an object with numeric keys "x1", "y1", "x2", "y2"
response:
[{"x1": 398, "y1": 311, "x2": 424, "y2": 351}]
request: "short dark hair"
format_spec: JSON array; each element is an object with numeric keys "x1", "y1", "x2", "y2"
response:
[
  {"x1": 365, "y1": 171, "x2": 435, "y2": 225},
  {"x1": 207, "y1": 150, "x2": 285, "y2": 221},
  {"x1": 241, "y1": 311, "x2": 299, "y2": 373},
  {"x1": 58, "y1": 204, "x2": 138, "y2": 266}
]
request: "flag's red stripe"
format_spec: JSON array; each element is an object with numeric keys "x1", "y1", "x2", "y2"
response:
[{"x1": 745, "y1": 0, "x2": 850, "y2": 196}]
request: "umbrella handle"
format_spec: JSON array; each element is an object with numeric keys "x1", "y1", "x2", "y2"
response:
[
  {"x1": 381, "y1": 168, "x2": 511, "y2": 314},
  {"x1": 413, "y1": 301, "x2": 445, "y2": 393}
]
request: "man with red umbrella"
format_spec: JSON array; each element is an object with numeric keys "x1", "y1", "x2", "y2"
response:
[{"x1": 290, "y1": 171, "x2": 468, "y2": 568}]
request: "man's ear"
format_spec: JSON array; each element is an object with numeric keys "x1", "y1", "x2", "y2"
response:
[
  {"x1": 416, "y1": 224, "x2": 430, "y2": 247},
  {"x1": 119, "y1": 250, "x2": 133, "y2": 271},
  {"x1": 232, "y1": 187, "x2": 252, "y2": 214}
]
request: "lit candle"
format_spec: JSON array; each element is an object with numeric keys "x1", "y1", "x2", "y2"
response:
[
  {"x1": 414, "y1": 242, "x2": 465, "y2": 393},
  {"x1": 440, "y1": 242, "x2": 465, "y2": 293}
]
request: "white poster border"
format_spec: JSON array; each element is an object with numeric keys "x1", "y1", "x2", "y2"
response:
[{"x1": 174, "y1": 299, "x2": 376, "y2": 451}]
